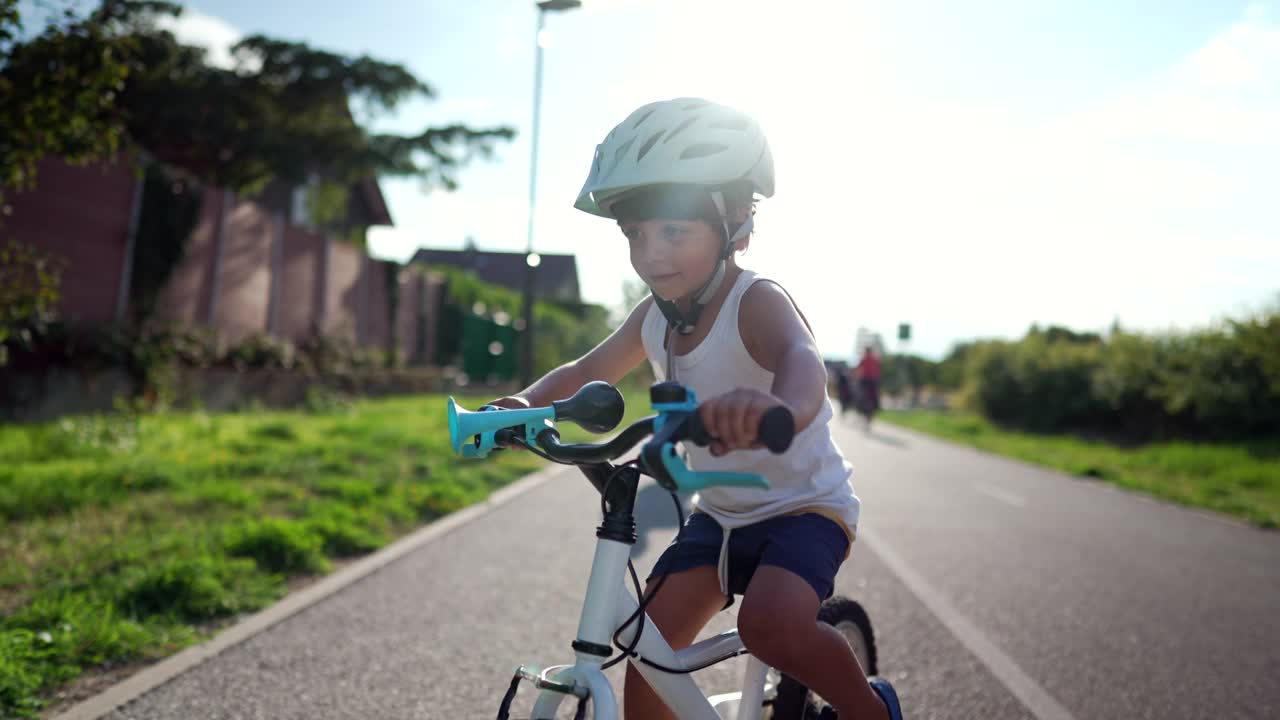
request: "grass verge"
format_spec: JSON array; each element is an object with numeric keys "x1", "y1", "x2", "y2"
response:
[
  {"x1": 1, "y1": 386, "x2": 652, "y2": 717},
  {"x1": 881, "y1": 409, "x2": 1279, "y2": 529}
]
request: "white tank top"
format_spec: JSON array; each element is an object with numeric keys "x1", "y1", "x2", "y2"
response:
[{"x1": 640, "y1": 269, "x2": 861, "y2": 535}]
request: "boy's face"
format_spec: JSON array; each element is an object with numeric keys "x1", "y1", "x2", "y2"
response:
[{"x1": 619, "y1": 217, "x2": 721, "y2": 301}]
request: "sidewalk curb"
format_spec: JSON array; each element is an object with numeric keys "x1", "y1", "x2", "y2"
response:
[{"x1": 51, "y1": 463, "x2": 571, "y2": 720}]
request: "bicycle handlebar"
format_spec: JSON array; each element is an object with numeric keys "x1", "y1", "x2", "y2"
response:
[
  {"x1": 448, "y1": 381, "x2": 795, "y2": 493},
  {"x1": 682, "y1": 405, "x2": 796, "y2": 455}
]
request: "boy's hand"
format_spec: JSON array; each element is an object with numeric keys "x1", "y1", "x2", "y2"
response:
[
  {"x1": 483, "y1": 396, "x2": 530, "y2": 411},
  {"x1": 474, "y1": 397, "x2": 531, "y2": 450},
  {"x1": 698, "y1": 388, "x2": 788, "y2": 457}
]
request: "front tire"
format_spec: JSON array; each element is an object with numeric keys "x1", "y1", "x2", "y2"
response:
[{"x1": 771, "y1": 596, "x2": 877, "y2": 720}]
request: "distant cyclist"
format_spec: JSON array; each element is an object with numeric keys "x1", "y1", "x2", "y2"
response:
[
  {"x1": 853, "y1": 347, "x2": 881, "y2": 426},
  {"x1": 835, "y1": 364, "x2": 856, "y2": 417}
]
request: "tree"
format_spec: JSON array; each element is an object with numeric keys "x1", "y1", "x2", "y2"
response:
[
  {"x1": 118, "y1": 27, "x2": 514, "y2": 195},
  {"x1": 1, "y1": 1, "x2": 513, "y2": 203},
  {"x1": 0, "y1": 0, "x2": 145, "y2": 202},
  {"x1": 614, "y1": 278, "x2": 650, "y2": 324}
]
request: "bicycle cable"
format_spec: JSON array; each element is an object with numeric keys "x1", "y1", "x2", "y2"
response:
[
  {"x1": 520, "y1": 408, "x2": 744, "y2": 674},
  {"x1": 511, "y1": 434, "x2": 576, "y2": 465},
  {"x1": 600, "y1": 485, "x2": 743, "y2": 674},
  {"x1": 602, "y1": 482, "x2": 681, "y2": 671}
]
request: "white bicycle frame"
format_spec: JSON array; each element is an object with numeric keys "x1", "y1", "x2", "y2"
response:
[{"x1": 526, "y1": 536, "x2": 770, "y2": 720}]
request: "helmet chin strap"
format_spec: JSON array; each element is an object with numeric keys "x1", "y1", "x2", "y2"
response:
[{"x1": 652, "y1": 190, "x2": 754, "y2": 343}]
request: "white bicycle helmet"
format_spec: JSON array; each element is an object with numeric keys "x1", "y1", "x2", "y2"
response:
[
  {"x1": 575, "y1": 98, "x2": 775, "y2": 336},
  {"x1": 574, "y1": 97, "x2": 774, "y2": 218}
]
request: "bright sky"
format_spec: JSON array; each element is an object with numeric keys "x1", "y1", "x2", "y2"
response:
[{"x1": 35, "y1": 0, "x2": 1280, "y2": 359}]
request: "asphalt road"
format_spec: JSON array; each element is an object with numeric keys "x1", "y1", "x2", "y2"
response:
[{"x1": 102, "y1": 417, "x2": 1280, "y2": 720}]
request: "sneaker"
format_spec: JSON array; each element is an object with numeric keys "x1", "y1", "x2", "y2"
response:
[{"x1": 868, "y1": 676, "x2": 903, "y2": 720}]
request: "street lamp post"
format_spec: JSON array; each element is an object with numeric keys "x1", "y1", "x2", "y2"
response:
[{"x1": 521, "y1": 0, "x2": 581, "y2": 388}]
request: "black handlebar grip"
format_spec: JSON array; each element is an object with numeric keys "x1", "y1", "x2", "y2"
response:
[
  {"x1": 683, "y1": 406, "x2": 794, "y2": 454},
  {"x1": 757, "y1": 406, "x2": 795, "y2": 454},
  {"x1": 684, "y1": 411, "x2": 714, "y2": 447}
]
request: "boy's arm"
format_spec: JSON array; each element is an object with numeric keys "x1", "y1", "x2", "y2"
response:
[
  {"x1": 490, "y1": 296, "x2": 652, "y2": 409},
  {"x1": 737, "y1": 281, "x2": 827, "y2": 432}
]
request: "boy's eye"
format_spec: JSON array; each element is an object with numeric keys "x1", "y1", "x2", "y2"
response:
[{"x1": 662, "y1": 224, "x2": 686, "y2": 240}]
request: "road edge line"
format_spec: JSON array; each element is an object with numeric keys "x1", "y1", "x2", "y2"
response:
[{"x1": 859, "y1": 527, "x2": 1079, "y2": 720}]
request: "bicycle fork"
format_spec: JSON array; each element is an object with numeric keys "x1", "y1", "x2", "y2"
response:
[
  {"x1": 496, "y1": 664, "x2": 589, "y2": 720},
  {"x1": 497, "y1": 464, "x2": 640, "y2": 719},
  {"x1": 494, "y1": 533, "x2": 631, "y2": 720}
]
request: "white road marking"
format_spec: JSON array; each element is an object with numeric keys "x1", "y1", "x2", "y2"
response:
[
  {"x1": 975, "y1": 482, "x2": 1028, "y2": 507},
  {"x1": 860, "y1": 527, "x2": 1078, "y2": 720}
]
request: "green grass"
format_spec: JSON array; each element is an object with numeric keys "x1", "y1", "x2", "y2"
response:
[
  {"x1": 882, "y1": 409, "x2": 1280, "y2": 529},
  {"x1": 0, "y1": 387, "x2": 653, "y2": 717}
]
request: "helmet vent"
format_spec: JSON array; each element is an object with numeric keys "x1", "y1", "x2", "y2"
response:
[
  {"x1": 682, "y1": 101, "x2": 709, "y2": 111},
  {"x1": 611, "y1": 137, "x2": 636, "y2": 172},
  {"x1": 664, "y1": 116, "x2": 698, "y2": 143},
  {"x1": 679, "y1": 143, "x2": 729, "y2": 160},
  {"x1": 709, "y1": 117, "x2": 750, "y2": 132},
  {"x1": 632, "y1": 108, "x2": 658, "y2": 128},
  {"x1": 637, "y1": 131, "x2": 665, "y2": 161}
]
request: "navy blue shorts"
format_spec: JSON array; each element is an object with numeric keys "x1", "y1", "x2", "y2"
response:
[{"x1": 648, "y1": 511, "x2": 851, "y2": 602}]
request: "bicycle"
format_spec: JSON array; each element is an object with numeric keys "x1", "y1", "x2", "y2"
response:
[
  {"x1": 448, "y1": 380, "x2": 879, "y2": 719},
  {"x1": 848, "y1": 379, "x2": 877, "y2": 432}
]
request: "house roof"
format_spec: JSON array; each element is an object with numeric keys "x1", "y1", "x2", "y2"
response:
[
  {"x1": 358, "y1": 176, "x2": 393, "y2": 226},
  {"x1": 411, "y1": 247, "x2": 580, "y2": 301}
]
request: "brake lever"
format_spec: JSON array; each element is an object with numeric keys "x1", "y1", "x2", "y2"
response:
[
  {"x1": 640, "y1": 405, "x2": 693, "y2": 490},
  {"x1": 640, "y1": 409, "x2": 768, "y2": 491},
  {"x1": 640, "y1": 388, "x2": 772, "y2": 491},
  {"x1": 650, "y1": 442, "x2": 769, "y2": 492}
]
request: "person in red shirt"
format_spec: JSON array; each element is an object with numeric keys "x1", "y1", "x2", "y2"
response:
[{"x1": 853, "y1": 347, "x2": 881, "y2": 418}]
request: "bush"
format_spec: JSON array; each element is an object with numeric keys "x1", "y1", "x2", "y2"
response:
[
  {"x1": 1156, "y1": 323, "x2": 1279, "y2": 438},
  {"x1": 0, "y1": 237, "x2": 64, "y2": 369},
  {"x1": 2, "y1": 321, "x2": 131, "y2": 374},
  {"x1": 223, "y1": 332, "x2": 298, "y2": 371},
  {"x1": 533, "y1": 301, "x2": 612, "y2": 377},
  {"x1": 1092, "y1": 332, "x2": 1172, "y2": 438},
  {"x1": 956, "y1": 306, "x2": 1280, "y2": 441},
  {"x1": 965, "y1": 337, "x2": 1105, "y2": 432},
  {"x1": 303, "y1": 385, "x2": 354, "y2": 414},
  {"x1": 1, "y1": 322, "x2": 218, "y2": 412},
  {"x1": 298, "y1": 333, "x2": 382, "y2": 374},
  {"x1": 433, "y1": 267, "x2": 612, "y2": 379}
]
